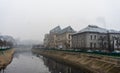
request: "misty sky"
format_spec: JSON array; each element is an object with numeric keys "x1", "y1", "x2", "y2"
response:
[{"x1": 0, "y1": 0, "x2": 120, "y2": 42}]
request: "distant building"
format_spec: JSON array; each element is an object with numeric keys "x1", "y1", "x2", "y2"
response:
[
  {"x1": 44, "y1": 26, "x2": 75, "y2": 49},
  {"x1": 56, "y1": 26, "x2": 75, "y2": 49},
  {"x1": 0, "y1": 35, "x2": 15, "y2": 49},
  {"x1": 44, "y1": 26, "x2": 61, "y2": 49},
  {"x1": 108, "y1": 30, "x2": 120, "y2": 51},
  {"x1": 44, "y1": 34, "x2": 50, "y2": 48},
  {"x1": 72, "y1": 25, "x2": 120, "y2": 51},
  {"x1": 49, "y1": 26, "x2": 61, "y2": 49}
]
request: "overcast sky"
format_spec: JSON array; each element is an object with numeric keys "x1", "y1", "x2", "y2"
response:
[{"x1": 0, "y1": 0, "x2": 120, "y2": 42}]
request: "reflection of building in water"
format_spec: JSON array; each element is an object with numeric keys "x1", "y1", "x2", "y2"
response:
[
  {"x1": 0, "y1": 49, "x2": 14, "y2": 72},
  {"x1": 43, "y1": 57, "x2": 84, "y2": 73}
]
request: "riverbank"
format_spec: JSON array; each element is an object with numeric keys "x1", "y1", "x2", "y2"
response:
[
  {"x1": 0, "y1": 48, "x2": 15, "y2": 69},
  {"x1": 32, "y1": 49, "x2": 120, "y2": 73}
]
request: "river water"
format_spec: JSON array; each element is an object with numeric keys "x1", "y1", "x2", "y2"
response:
[{"x1": 0, "y1": 50, "x2": 86, "y2": 73}]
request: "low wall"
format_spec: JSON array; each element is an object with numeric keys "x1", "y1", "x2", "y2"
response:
[{"x1": 32, "y1": 49, "x2": 120, "y2": 73}]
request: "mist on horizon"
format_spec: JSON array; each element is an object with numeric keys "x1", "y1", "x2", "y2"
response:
[{"x1": 0, "y1": 0, "x2": 120, "y2": 41}]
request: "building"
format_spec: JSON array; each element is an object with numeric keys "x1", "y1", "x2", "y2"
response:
[
  {"x1": 108, "y1": 30, "x2": 120, "y2": 51},
  {"x1": 44, "y1": 26, "x2": 75, "y2": 49},
  {"x1": 72, "y1": 25, "x2": 120, "y2": 51},
  {"x1": 44, "y1": 34, "x2": 50, "y2": 48},
  {"x1": 0, "y1": 35, "x2": 15, "y2": 49},
  {"x1": 49, "y1": 26, "x2": 61, "y2": 49},
  {"x1": 56, "y1": 26, "x2": 75, "y2": 49},
  {"x1": 44, "y1": 26, "x2": 61, "y2": 49}
]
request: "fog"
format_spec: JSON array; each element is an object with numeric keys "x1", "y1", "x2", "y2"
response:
[{"x1": 0, "y1": 0, "x2": 120, "y2": 42}]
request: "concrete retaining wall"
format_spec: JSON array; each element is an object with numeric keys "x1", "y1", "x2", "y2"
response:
[{"x1": 32, "y1": 49, "x2": 120, "y2": 73}]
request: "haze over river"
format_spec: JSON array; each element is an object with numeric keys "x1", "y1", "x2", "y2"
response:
[{"x1": 0, "y1": 48, "x2": 85, "y2": 73}]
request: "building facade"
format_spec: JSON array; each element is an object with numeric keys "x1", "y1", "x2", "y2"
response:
[
  {"x1": 44, "y1": 34, "x2": 50, "y2": 48},
  {"x1": 72, "y1": 25, "x2": 120, "y2": 51},
  {"x1": 44, "y1": 26, "x2": 61, "y2": 49},
  {"x1": 56, "y1": 26, "x2": 75, "y2": 49},
  {"x1": 44, "y1": 26, "x2": 75, "y2": 49}
]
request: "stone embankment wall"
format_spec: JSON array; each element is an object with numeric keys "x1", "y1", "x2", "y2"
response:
[{"x1": 32, "y1": 49, "x2": 120, "y2": 73}]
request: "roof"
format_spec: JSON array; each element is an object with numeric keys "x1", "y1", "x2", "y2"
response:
[
  {"x1": 74, "y1": 25, "x2": 120, "y2": 35},
  {"x1": 59, "y1": 26, "x2": 75, "y2": 34},
  {"x1": 78, "y1": 25, "x2": 108, "y2": 33},
  {"x1": 108, "y1": 30, "x2": 120, "y2": 34},
  {"x1": 50, "y1": 26, "x2": 61, "y2": 34}
]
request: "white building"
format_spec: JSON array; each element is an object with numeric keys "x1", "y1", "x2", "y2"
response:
[{"x1": 72, "y1": 25, "x2": 120, "y2": 51}]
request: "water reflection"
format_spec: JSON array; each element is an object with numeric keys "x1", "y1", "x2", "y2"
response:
[
  {"x1": 0, "y1": 49, "x2": 86, "y2": 73},
  {"x1": 33, "y1": 53, "x2": 85, "y2": 73},
  {"x1": 3, "y1": 50, "x2": 50, "y2": 73}
]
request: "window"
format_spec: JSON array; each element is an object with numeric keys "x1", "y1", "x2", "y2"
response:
[
  {"x1": 94, "y1": 43, "x2": 96, "y2": 48},
  {"x1": 68, "y1": 34, "x2": 71, "y2": 39},
  {"x1": 104, "y1": 42, "x2": 107, "y2": 48},
  {"x1": 100, "y1": 36, "x2": 102, "y2": 39},
  {"x1": 90, "y1": 42, "x2": 92, "y2": 48},
  {"x1": 94, "y1": 35, "x2": 96, "y2": 40},
  {"x1": 90, "y1": 35, "x2": 92, "y2": 40}
]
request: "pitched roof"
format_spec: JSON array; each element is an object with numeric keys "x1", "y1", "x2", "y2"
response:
[
  {"x1": 77, "y1": 25, "x2": 120, "y2": 34},
  {"x1": 78, "y1": 25, "x2": 108, "y2": 33},
  {"x1": 59, "y1": 26, "x2": 75, "y2": 34},
  {"x1": 50, "y1": 26, "x2": 61, "y2": 34},
  {"x1": 109, "y1": 30, "x2": 120, "y2": 34}
]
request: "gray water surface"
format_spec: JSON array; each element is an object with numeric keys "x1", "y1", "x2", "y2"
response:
[
  {"x1": 4, "y1": 52, "x2": 50, "y2": 73},
  {"x1": 1, "y1": 51, "x2": 85, "y2": 73}
]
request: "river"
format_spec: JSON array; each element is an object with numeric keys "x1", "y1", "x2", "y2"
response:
[{"x1": 0, "y1": 50, "x2": 85, "y2": 73}]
